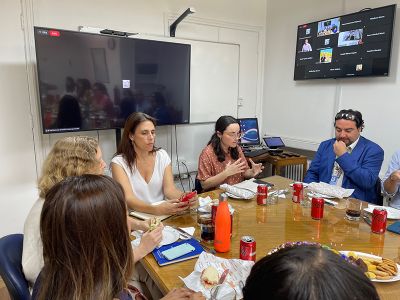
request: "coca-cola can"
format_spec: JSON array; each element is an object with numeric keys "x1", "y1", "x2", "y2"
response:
[
  {"x1": 292, "y1": 182, "x2": 303, "y2": 203},
  {"x1": 311, "y1": 197, "x2": 324, "y2": 220},
  {"x1": 257, "y1": 184, "x2": 268, "y2": 205},
  {"x1": 211, "y1": 200, "x2": 219, "y2": 226},
  {"x1": 240, "y1": 236, "x2": 256, "y2": 261},
  {"x1": 371, "y1": 208, "x2": 387, "y2": 234}
]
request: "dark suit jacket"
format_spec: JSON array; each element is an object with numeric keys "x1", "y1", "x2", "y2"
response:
[{"x1": 304, "y1": 136, "x2": 384, "y2": 204}]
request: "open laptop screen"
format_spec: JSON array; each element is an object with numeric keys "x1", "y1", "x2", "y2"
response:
[{"x1": 238, "y1": 118, "x2": 260, "y2": 146}]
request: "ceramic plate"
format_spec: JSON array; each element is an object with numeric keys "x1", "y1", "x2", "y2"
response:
[
  {"x1": 225, "y1": 192, "x2": 254, "y2": 200},
  {"x1": 339, "y1": 251, "x2": 400, "y2": 282},
  {"x1": 131, "y1": 226, "x2": 180, "y2": 248},
  {"x1": 363, "y1": 206, "x2": 400, "y2": 220}
]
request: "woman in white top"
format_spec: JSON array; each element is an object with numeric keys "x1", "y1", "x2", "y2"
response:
[
  {"x1": 22, "y1": 136, "x2": 162, "y2": 287},
  {"x1": 111, "y1": 112, "x2": 196, "y2": 215}
]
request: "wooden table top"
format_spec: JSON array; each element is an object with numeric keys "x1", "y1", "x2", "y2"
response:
[{"x1": 140, "y1": 176, "x2": 400, "y2": 299}]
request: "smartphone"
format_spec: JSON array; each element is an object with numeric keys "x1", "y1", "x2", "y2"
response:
[
  {"x1": 253, "y1": 179, "x2": 274, "y2": 187},
  {"x1": 161, "y1": 243, "x2": 195, "y2": 260},
  {"x1": 180, "y1": 191, "x2": 197, "y2": 202}
]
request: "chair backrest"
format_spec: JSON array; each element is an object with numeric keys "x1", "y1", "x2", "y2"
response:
[
  {"x1": 194, "y1": 177, "x2": 203, "y2": 194},
  {"x1": 374, "y1": 178, "x2": 384, "y2": 206},
  {"x1": 0, "y1": 234, "x2": 31, "y2": 300}
]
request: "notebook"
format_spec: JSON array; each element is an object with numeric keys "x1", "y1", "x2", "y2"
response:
[
  {"x1": 152, "y1": 238, "x2": 205, "y2": 266},
  {"x1": 128, "y1": 200, "x2": 171, "y2": 221}
]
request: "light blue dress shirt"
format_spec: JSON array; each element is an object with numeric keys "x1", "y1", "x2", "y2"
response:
[{"x1": 382, "y1": 150, "x2": 400, "y2": 209}]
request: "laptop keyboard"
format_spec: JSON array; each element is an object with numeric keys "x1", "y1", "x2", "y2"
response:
[{"x1": 244, "y1": 148, "x2": 269, "y2": 157}]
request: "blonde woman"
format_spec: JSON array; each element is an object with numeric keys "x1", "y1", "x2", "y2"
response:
[{"x1": 22, "y1": 136, "x2": 161, "y2": 287}]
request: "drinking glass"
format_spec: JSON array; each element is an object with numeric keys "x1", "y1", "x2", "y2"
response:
[
  {"x1": 345, "y1": 198, "x2": 362, "y2": 221},
  {"x1": 197, "y1": 212, "x2": 214, "y2": 242}
]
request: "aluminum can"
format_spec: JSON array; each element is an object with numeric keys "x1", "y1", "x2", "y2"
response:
[
  {"x1": 311, "y1": 197, "x2": 324, "y2": 220},
  {"x1": 292, "y1": 182, "x2": 303, "y2": 203},
  {"x1": 211, "y1": 200, "x2": 219, "y2": 226},
  {"x1": 371, "y1": 208, "x2": 387, "y2": 234},
  {"x1": 257, "y1": 184, "x2": 268, "y2": 205},
  {"x1": 240, "y1": 236, "x2": 256, "y2": 261}
]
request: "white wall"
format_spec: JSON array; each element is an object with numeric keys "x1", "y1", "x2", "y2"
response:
[
  {"x1": 0, "y1": 0, "x2": 38, "y2": 237},
  {"x1": 0, "y1": 0, "x2": 266, "y2": 236},
  {"x1": 263, "y1": 0, "x2": 400, "y2": 175}
]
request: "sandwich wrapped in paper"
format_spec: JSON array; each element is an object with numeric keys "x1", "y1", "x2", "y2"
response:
[
  {"x1": 308, "y1": 182, "x2": 354, "y2": 199},
  {"x1": 219, "y1": 183, "x2": 255, "y2": 200}
]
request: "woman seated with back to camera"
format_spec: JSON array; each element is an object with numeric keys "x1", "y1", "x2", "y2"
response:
[
  {"x1": 243, "y1": 242, "x2": 379, "y2": 300},
  {"x1": 111, "y1": 112, "x2": 196, "y2": 215},
  {"x1": 22, "y1": 136, "x2": 162, "y2": 288},
  {"x1": 197, "y1": 115, "x2": 263, "y2": 191},
  {"x1": 32, "y1": 175, "x2": 204, "y2": 300}
]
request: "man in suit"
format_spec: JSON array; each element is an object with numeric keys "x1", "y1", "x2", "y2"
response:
[{"x1": 304, "y1": 109, "x2": 384, "y2": 204}]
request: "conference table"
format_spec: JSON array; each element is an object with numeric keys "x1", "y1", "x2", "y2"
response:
[{"x1": 139, "y1": 176, "x2": 400, "y2": 300}]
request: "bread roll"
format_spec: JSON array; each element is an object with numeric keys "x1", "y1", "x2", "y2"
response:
[{"x1": 201, "y1": 266, "x2": 219, "y2": 289}]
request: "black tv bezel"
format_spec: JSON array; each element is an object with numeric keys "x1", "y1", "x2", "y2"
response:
[
  {"x1": 33, "y1": 26, "x2": 191, "y2": 134},
  {"x1": 238, "y1": 117, "x2": 260, "y2": 146},
  {"x1": 293, "y1": 4, "x2": 396, "y2": 81}
]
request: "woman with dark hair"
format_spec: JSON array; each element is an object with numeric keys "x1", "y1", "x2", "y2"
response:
[
  {"x1": 33, "y1": 175, "x2": 204, "y2": 300},
  {"x1": 197, "y1": 115, "x2": 263, "y2": 191},
  {"x1": 243, "y1": 242, "x2": 379, "y2": 300},
  {"x1": 111, "y1": 112, "x2": 196, "y2": 215}
]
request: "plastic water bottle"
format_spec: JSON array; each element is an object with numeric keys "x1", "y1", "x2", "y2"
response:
[{"x1": 214, "y1": 193, "x2": 231, "y2": 252}]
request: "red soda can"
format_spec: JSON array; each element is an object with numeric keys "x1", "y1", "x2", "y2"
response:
[
  {"x1": 240, "y1": 236, "x2": 256, "y2": 261},
  {"x1": 292, "y1": 182, "x2": 303, "y2": 203},
  {"x1": 257, "y1": 184, "x2": 268, "y2": 205},
  {"x1": 211, "y1": 200, "x2": 219, "y2": 226},
  {"x1": 371, "y1": 208, "x2": 387, "y2": 234},
  {"x1": 311, "y1": 197, "x2": 324, "y2": 219}
]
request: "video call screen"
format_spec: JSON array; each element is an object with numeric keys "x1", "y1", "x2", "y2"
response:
[{"x1": 294, "y1": 4, "x2": 396, "y2": 80}]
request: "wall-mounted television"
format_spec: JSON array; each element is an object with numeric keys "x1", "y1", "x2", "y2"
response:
[
  {"x1": 34, "y1": 27, "x2": 191, "y2": 133},
  {"x1": 294, "y1": 4, "x2": 396, "y2": 80}
]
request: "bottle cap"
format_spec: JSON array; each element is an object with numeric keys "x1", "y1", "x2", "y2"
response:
[{"x1": 219, "y1": 193, "x2": 228, "y2": 202}]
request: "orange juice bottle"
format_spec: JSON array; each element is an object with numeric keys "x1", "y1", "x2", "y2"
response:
[{"x1": 214, "y1": 193, "x2": 231, "y2": 252}]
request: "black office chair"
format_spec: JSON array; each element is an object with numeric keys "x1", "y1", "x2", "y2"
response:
[
  {"x1": 374, "y1": 178, "x2": 384, "y2": 206},
  {"x1": 0, "y1": 234, "x2": 31, "y2": 300},
  {"x1": 194, "y1": 177, "x2": 203, "y2": 194}
]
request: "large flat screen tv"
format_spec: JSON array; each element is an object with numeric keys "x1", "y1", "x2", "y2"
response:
[
  {"x1": 294, "y1": 4, "x2": 396, "y2": 80},
  {"x1": 34, "y1": 27, "x2": 191, "y2": 133}
]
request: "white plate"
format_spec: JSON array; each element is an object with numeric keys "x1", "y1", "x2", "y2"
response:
[
  {"x1": 307, "y1": 191, "x2": 336, "y2": 199},
  {"x1": 339, "y1": 251, "x2": 400, "y2": 283},
  {"x1": 131, "y1": 226, "x2": 180, "y2": 248},
  {"x1": 289, "y1": 182, "x2": 309, "y2": 188},
  {"x1": 363, "y1": 206, "x2": 400, "y2": 220},
  {"x1": 225, "y1": 191, "x2": 254, "y2": 200}
]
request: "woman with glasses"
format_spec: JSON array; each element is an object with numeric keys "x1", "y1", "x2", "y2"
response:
[
  {"x1": 197, "y1": 115, "x2": 263, "y2": 191},
  {"x1": 112, "y1": 112, "x2": 196, "y2": 215}
]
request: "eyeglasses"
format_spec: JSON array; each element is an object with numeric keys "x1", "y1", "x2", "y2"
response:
[
  {"x1": 335, "y1": 112, "x2": 356, "y2": 121},
  {"x1": 225, "y1": 132, "x2": 244, "y2": 139}
]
